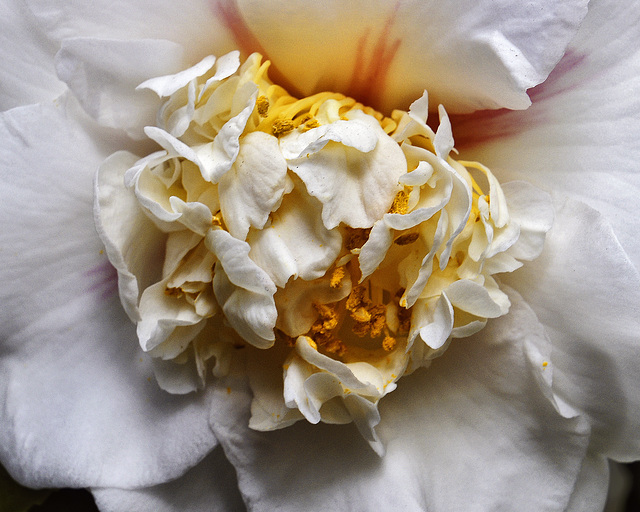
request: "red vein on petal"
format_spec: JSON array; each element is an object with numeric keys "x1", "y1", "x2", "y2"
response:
[
  {"x1": 453, "y1": 50, "x2": 587, "y2": 148},
  {"x1": 213, "y1": 0, "x2": 302, "y2": 96},
  {"x1": 347, "y1": 3, "x2": 402, "y2": 108}
]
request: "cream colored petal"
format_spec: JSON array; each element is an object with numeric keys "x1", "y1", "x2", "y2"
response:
[
  {"x1": 285, "y1": 110, "x2": 406, "y2": 229},
  {"x1": 248, "y1": 180, "x2": 343, "y2": 288},
  {"x1": 219, "y1": 131, "x2": 288, "y2": 240}
]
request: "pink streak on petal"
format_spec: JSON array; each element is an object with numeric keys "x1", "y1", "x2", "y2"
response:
[
  {"x1": 347, "y1": 3, "x2": 402, "y2": 109},
  {"x1": 452, "y1": 51, "x2": 587, "y2": 149},
  {"x1": 86, "y1": 258, "x2": 119, "y2": 301},
  {"x1": 212, "y1": 0, "x2": 302, "y2": 96}
]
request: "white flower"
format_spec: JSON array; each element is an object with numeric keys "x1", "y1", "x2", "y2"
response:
[{"x1": 1, "y1": 1, "x2": 639, "y2": 511}]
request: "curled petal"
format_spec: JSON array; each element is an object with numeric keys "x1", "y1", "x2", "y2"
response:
[
  {"x1": 219, "y1": 131, "x2": 288, "y2": 241},
  {"x1": 285, "y1": 110, "x2": 406, "y2": 229}
]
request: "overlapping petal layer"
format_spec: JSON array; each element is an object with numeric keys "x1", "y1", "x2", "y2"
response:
[
  {"x1": 92, "y1": 447, "x2": 245, "y2": 512},
  {"x1": 503, "y1": 198, "x2": 640, "y2": 461},
  {"x1": 455, "y1": 0, "x2": 640, "y2": 272},
  {"x1": 0, "y1": 98, "x2": 217, "y2": 488},
  {"x1": 209, "y1": 291, "x2": 590, "y2": 511},
  {"x1": 24, "y1": 0, "x2": 587, "y2": 114},
  {"x1": 0, "y1": 1, "x2": 638, "y2": 511},
  {"x1": 0, "y1": 0, "x2": 65, "y2": 110}
]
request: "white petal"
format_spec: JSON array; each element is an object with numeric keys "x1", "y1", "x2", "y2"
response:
[
  {"x1": 279, "y1": 116, "x2": 377, "y2": 160},
  {"x1": 207, "y1": 230, "x2": 277, "y2": 348},
  {"x1": 151, "y1": 353, "x2": 201, "y2": 395},
  {"x1": 95, "y1": 151, "x2": 167, "y2": 321},
  {"x1": 456, "y1": 0, "x2": 640, "y2": 272},
  {"x1": 210, "y1": 290, "x2": 590, "y2": 511},
  {"x1": 444, "y1": 279, "x2": 509, "y2": 318},
  {"x1": 206, "y1": 229, "x2": 276, "y2": 296},
  {"x1": 195, "y1": 82, "x2": 258, "y2": 183},
  {"x1": 502, "y1": 181, "x2": 554, "y2": 261},
  {"x1": 247, "y1": 343, "x2": 305, "y2": 431},
  {"x1": 410, "y1": 294, "x2": 454, "y2": 351},
  {"x1": 137, "y1": 54, "x2": 217, "y2": 97},
  {"x1": 137, "y1": 280, "x2": 206, "y2": 352},
  {"x1": 25, "y1": 0, "x2": 236, "y2": 65},
  {"x1": 248, "y1": 181, "x2": 343, "y2": 287},
  {"x1": 55, "y1": 37, "x2": 185, "y2": 138},
  {"x1": 286, "y1": 111, "x2": 406, "y2": 229},
  {"x1": 0, "y1": 99, "x2": 217, "y2": 488},
  {"x1": 564, "y1": 455, "x2": 610, "y2": 512},
  {"x1": 0, "y1": 0, "x2": 64, "y2": 109},
  {"x1": 236, "y1": 0, "x2": 587, "y2": 112},
  {"x1": 433, "y1": 105, "x2": 454, "y2": 159},
  {"x1": 92, "y1": 446, "x2": 245, "y2": 512},
  {"x1": 504, "y1": 197, "x2": 640, "y2": 461},
  {"x1": 219, "y1": 131, "x2": 288, "y2": 240}
]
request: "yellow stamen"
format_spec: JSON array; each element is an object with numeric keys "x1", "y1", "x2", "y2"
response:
[
  {"x1": 389, "y1": 189, "x2": 410, "y2": 214},
  {"x1": 272, "y1": 118, "x2": 295, "y2": 136},
  {"x1": 330, "y1": 267, "x2": 346, "y2": 288},
  {"x1": 256, "y1": 95, "x2": 269, "y2": 116},
  {"x1": 382, "y1": 336, "x2": 397, "y2": 352}
]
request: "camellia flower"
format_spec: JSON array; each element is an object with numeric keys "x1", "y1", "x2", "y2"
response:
[{"x1": 1, "y1": 0, "x2": 639, "y2": 511}]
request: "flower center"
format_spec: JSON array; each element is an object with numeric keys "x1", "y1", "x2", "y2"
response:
[{"x1": 97, "y1": 50, "x2": 551, "y2": 450}]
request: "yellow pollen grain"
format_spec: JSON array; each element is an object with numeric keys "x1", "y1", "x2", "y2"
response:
[
  {"x1": 272, "y1": 118, "x2": 295, "y2": 136},
  {"x1": 330, "y1": 267, "x2": 346, "y2": 288},
  {"x1": 394, "y1": 232, "x2": 419, "y2": 246},
  {"x1": 257, "y1": 95, "x2": 270, "y2": 116},
  {"x1": 382, "y1": 336, "x2": 397, "y2": 352},
  {"x1": 542, "y1": 361, "x2": 548, "y2": 368},
  {"x1": 307, "y1": 338, "x2": 318, "y2": 350},
  {"x1": 323, "y1": 337, "x2": 347, "y2": 356},
  {"x1": 389, "y1": 189, "x2": 410, "y2": 214},
  {"x1": 369, "y1": 305, "x2": 387, "y2": 337},
  {"x1": 352, "y1": 307, "x2": 371, "y2": 323},
  {"x1": 301, "y1": 118, "x2": 320, "y2": 132}
]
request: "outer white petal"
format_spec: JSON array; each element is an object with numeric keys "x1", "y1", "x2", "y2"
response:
[
  {"x1": 55, "y1": 37, "x2": 185, "y2": 138},
  {"x1": 210, "y1": 291, "x2": 590, "y2": 511},
  {"x1": 0, "y1": 0, "x2": 65, "y2": 109},
  {"x1": 456, "y1": 0, "x2": 640, "y2": 272},
  {"x1": 564, "y1": 455, "x2": 610, "y2": 512},
  {"x1": 502, "y1": 181, "x2": 554, "y2": 261},
  {"x1": 0, "y1": 99, "x2": 217, "y2": 488},
  {"x1": 92, "y1": 446, "x2": 245, "y2": 512},
  {"x1": 235, "y1": 0, "x2": 587, "y2": 112},
  {"x1": 504, "y1": 197, "x2": 640, "y2": 461},
  {"x1": 25, "y1": 0, "x2": 237, "y2": 65}
]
